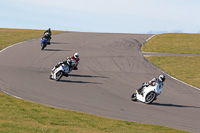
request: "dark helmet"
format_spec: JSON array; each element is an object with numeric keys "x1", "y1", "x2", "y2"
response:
[
  {"x1": 67, "y1": 59, "x2": 73, "y2": 66},
  {"x1": 159, "y1": 75, "x2": 165, "y2": 82}
]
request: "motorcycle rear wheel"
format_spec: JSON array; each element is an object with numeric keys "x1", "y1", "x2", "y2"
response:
[
  {"x1": 145, "y1": 91, "x2": 156, "y2": 104},
  {"x1": 55, "y1": 71, "x2": 64, "y2": 81}
]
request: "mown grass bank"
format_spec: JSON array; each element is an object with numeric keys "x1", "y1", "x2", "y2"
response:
[
  {"x1": 145, "y1": 56, "x2": 200, "y2": 89},
  {"x1": 142, "y1": 33, "x2": 200, "y2": 89},
  {"x1": 0, "y1": 28, "x2": 65, "y2": 50},
  {"x1": 0, "y1": 92, "x2": 188, "y2": 133},
  {"x1": 0, "y1": 29, "x2": 189, "y2": 133},
  {"x1": 142, "y1": 33, "x2": 200, "y2": 54}
]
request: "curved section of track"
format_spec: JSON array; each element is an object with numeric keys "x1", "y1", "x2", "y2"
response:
[{"x1": 0, "y1": 32, "x2": 200, "y2": 132}]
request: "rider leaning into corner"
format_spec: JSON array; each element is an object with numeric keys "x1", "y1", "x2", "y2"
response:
[
  {"x1": 43, "y1": 28, "x2": 52, "y2": 36},
  {"x1": 137, "y1": 75, "x2": 166, "y2": 95},
  {"x1": 55, "y1": 53, "x2": 80, "y2": 70},
  {"x1": 42, "y1": 28, "x2": 52, "y2": 44},
  {"x1": 67, "y1": 53, "x2": 80, "y2": 70}
]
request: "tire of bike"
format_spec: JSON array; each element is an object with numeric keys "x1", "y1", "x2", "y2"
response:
[
  {"x1": 145, "y1": 91, "x2": 156, "y2": 104},
  {"x1": 131, "y1": 93, "x2": 137, "y2": 101},
  {"x1": 41, "y1": 43, "x2": 47, "y2": 50},
  {"x1": 55, "y1": 71, "x2": 64, "y2": 81}
]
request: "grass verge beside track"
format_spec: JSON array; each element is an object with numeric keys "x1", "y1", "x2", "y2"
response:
[
  {"x1": 142, "y1": 33, "x2": 200, "y2": 54},
  {"x1": 142, "y1": 33, "x2": 200, "y2": 89},
  {"x1": 0, "y1": 29, "x2": 189, "y2": 133},
  {"x1": 0, "y1": 28, "x2": 65, "y2": 50},
  {"x1": 0, "y1": 92, "x2": 189, "y2": 133},
  {"x1": 145, "y1": 56, "x2": 200, "y2": 89}
]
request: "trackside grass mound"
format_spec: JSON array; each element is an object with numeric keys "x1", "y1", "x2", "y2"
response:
[
  {"x1": 0, "y1": 29, "x2": 189, "y2": 133},
  {"x1": 142, "y1": 33, "x2": 200, "y2": 54},
  {"x1": 145, "y1": 56, "x2": 200, "y2": 89},
  {"x1": 0, "y1": 28, "x2": 65, "y2": 50},
  {"x1": 142, "y1": 33, "x2": 200, "y2": 89}
]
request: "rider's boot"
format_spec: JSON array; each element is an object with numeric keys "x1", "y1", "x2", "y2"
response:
[{"x1": 64, "y1": 73, "x2": 69, "y2": 77}]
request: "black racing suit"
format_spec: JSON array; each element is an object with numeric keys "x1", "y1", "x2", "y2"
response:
[
  {"x1": 55, "y1": 60, "x2": 73, "y2": 69},
  {"x1": 43, "y1": 29, "x2": 52, "y2": 36},
  {"x1": 42, "y1": 29, "x2": 52, "y2": 44}
]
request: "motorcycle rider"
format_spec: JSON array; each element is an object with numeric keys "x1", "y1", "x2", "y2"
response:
[
  {"x1": 55, "y1": 58, "x2": 73, "y2": 68},
  {"x1": 67, "y1": 53, "x2": 80, "y2": 70},
  {"x1": 42, "y1": 32, "x2": 50, "y2": 39},
  {"x1": 53, "y1": 53, "x2": 79, "y2": 73},
  {"x1": 42, "y1": 28, "x2": 52, "y2": 44},
  {"x1": 54, "y1": 58, "x2": 74, "y2": 77},
  {"x1": 137, "y1": 75, "x2": 165, "y2": 94},
  {"x1": 43, "y1": 28, "x2": 52, "y2": 36}
]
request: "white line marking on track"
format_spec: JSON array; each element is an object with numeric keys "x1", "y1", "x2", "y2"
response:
[
  {"x1": 146, "y1": 34, "x2": 156, "y2": 42},
  {"x1": 0, "y1": 88, "x2": 23, "y2": 99}
]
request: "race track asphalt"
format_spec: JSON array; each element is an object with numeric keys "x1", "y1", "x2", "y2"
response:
[{"x1": 0, "y1": 32, "x2": 200, "y2": 133}]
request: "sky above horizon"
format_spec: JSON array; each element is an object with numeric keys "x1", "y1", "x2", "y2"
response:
[{"x1": 1, "y1": 0, "x2": 200, "y2": 34}]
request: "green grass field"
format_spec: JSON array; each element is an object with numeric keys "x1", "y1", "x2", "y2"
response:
[
  {"x1": 0, "y1": 29, "x2": 190, "y2": 133},
  {"x1": 142, "y1": 33, "x2": 200, "y2": 54},
  {"x1": 0, "y1": 92, "x2": 188, "y2": 133},
  {"x1": 142, "y1": 33, "x2": 200, "y2": 89},
  {"x1": 145, "y1": 56, "x2": 200, "y2": 89},
  {"x1": 0, "y1": 28, "x2": 65, "y2": 50}
]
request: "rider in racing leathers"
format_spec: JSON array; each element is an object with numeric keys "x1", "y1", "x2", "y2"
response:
[
  {"x1": 43, "y1": 28, "x2": 52, "y2": 36},
  {"x1": 42, "y1": 28, "x2": 52, "y2": 44},
  {"x1": 67, "y1": 53, "x2": 80, "y2": 70},
  {"x1": 55, "y1": 58, "x2": 72, "y2": 68},
  {"x1": 42, "y1": 32, "x2": 50, "y2": 39},
  {"x1": 137, "y1": 75, "x2": 165, "y2": 94},
  {"x1": 54, "y1": 53, "x2": 80, "y2": 70},
  {"x1": 54, "y1": 58, "x2": 74, "y2": 77}
]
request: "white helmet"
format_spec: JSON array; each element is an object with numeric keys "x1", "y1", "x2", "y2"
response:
[
  {"x1": 159, "y1": 75, "x2": 165, "y2": 82},
  {"x1": 74, "y1": 53, "x2": 79, "y2": 59}
]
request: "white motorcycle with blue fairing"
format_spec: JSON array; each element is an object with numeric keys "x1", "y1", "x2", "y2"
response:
[
  {"x1": 131, "y1": 75, "x2": 165, "y2": 104},
  {"x1": 50, "y1": 59, "x2": 76, "y2": 81}
]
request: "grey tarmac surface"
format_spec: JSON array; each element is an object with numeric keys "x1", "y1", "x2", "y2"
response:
[{"x1": 0, "y1": 32, "x2": 200, "y2": 133}]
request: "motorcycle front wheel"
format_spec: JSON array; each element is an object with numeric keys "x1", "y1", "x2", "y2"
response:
[
  {"x1": 41, "y1": 43, "x2": 47, "y2": 50},
  {"x1": 49, "y1": 74, "x2": 53, "y2": 80},
  {"x1": 131, "y1": 93, "x2": 137, "y2": 101},
  {"x1": 145, "y1": 91, "x2": 156, "y2": 104}
]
